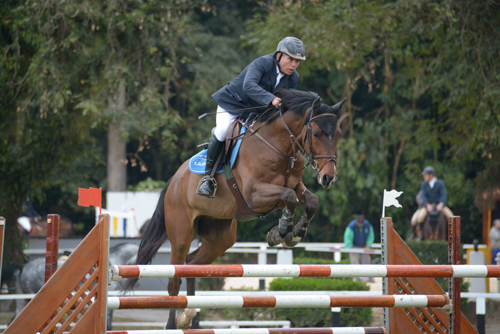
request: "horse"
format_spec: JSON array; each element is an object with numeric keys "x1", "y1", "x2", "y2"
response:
[
  {"x1": 124, "y1": 89, "x2": 345, "y2": 329},
  {"x1": 18, "y1": 215, "x2": 76, "y2": 237},
  {"x1": 422, "y1": 209, "x2": 447, "y2": 241},
  {"x1": 410, "y1": 191, "x2": 447, "y2": 241}
]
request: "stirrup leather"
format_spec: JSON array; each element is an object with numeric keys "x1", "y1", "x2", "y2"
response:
[{"x1": 197, "y1": 175, "x2": 218, "y2": 198}]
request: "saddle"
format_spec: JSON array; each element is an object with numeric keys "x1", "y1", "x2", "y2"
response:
[{"x1": 427, "y1": 210, "x2": 441, "y2": 228}]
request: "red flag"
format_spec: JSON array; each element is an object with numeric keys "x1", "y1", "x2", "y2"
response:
[{"x1": 78, "y1": 187, "x2": 102, "y2": 211}]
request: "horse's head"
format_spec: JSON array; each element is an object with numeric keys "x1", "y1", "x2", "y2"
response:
[{"x1": 303, "y1": 97, "x2": 346, "y2": 189}]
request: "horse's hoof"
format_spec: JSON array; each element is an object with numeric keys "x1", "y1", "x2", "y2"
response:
[
  {"x1": 282, "y1": 232, "x2": 301, "y2": 248},
  {"x1": 267, "y1": 226, "x2": 284, "y2": 247},
  {"x1": 176, "y1": 309, "x2": 198, "y2": 329}
]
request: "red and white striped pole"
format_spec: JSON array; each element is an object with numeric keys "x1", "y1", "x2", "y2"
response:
[
  {"x1": 107, "y1": 294, "x2": 449, "y2": 310},
  {"x1": 110, "y1": 264, "x2": 500, "y2": 280},
  {"x1": 107, "y1": 327, "x2": 387, "y2": 334}
]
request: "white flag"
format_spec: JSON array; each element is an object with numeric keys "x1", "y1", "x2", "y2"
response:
[{"x1": 382, "y1": 189, "x2": 403, "y2": 217}]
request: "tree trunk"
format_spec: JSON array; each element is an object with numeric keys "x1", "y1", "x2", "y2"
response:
[{"x1": 107, "y1": 80, "x2": 127, "y2": 192}]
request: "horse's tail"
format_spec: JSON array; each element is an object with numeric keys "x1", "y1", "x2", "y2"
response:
[{"x1": 123, "y1": 177, "x2": 172, "y2": 292}]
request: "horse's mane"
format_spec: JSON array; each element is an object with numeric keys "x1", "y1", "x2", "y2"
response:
[
  {"x1": 239, "y1": 89, "x2": 320, "y2": 124},
  {"x1": 306, "y1": 103, "x2": 339, "y2": 136}
]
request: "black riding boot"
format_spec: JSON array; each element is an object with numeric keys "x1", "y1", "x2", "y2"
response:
[{"x1": 196, "y1": 134, "x2": 224, "y2": 198}]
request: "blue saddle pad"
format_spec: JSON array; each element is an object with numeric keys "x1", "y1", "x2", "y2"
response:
[{"x1": 188, "y1": 124, "x2": 247, "y2": 175}]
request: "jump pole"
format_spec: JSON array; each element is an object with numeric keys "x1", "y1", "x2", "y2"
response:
[
  {"x1": 106, "y1": 328, "x2": 388, "y2": 334},
  {"x1": 107, "y1": 294, "x2": 449, "y2": 310},
  {"x1": 110, "y1": 264, "x2": 500, "y2": 280}
]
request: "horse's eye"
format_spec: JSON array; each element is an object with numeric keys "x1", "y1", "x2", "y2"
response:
[{"x1": 313, "y1": 131, "x2": 320, "y2": 139}]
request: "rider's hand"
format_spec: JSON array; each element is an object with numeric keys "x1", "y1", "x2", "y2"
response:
[
  {"x1": 426, "y1": 204, "x2": 433, "y2": 212},
  {"x1": 436, "y1": 203, "x2": 443, "y2": 211},
  {"x1": 271, "y1": 97, "x2": 282, "y2": 109}
]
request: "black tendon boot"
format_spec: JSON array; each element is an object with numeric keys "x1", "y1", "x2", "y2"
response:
[{"x1": 197, "y1": 134, "x2": 224, "y2": 198}]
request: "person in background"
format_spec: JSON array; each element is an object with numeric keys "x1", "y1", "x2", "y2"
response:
[
  {"x1": 489, "y1": 219, "x2": 500, "y2": 265},
  {"x1": 412, "y1": 166, "x2": 453, "y2": 226},
  {"x1": 17, "y1": 198, "x2": 42, "y2": 235},
  {"x1": 344, "y1": 215, "x2": 375, "y2": 282}
]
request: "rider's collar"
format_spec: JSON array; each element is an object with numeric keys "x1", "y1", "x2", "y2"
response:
[{"x1": 428, "y1": 177, "x2": 437, "y2": 188}]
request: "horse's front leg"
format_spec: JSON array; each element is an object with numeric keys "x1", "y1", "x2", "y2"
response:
[
  {"x1": 283, "y1": 182, "x2": 319, "y2": 248},
  {"x1": 250, "y1": 182, "x2": 300, "y2": 247}
]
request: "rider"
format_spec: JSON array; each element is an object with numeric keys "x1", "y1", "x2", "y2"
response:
[
  {"x1": 17, "y1": 198, "x2": 42, "y2": 235},
  {"x1": 412, "y1": 166, "x2": 453, "y2": 230},
  {"x1": 197, "y1": 37, "x2": 306, "y2": 198}
]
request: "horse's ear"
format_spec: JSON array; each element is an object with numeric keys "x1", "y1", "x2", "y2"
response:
[
  {"x1": 312, "y1": 95, "x2": 322, "y2": 116},
  {"x1": 331, "y1": 97, "x2": 347, "y2": 114}
]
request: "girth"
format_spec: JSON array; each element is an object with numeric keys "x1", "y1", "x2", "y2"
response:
[
  {"x1": 223, "y1": 164, "x2": 273, "y2": 221},
  {"x1": 222, "y1": 118, "x2": 275, "y2": 221}
]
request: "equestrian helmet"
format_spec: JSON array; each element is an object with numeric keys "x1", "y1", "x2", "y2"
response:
[
  {"x1": 421, "y1": 166, "x2": 436, "y2": 175},
  {"x1": 276, "y1": 37, "x2": 306, "y2": 60}
]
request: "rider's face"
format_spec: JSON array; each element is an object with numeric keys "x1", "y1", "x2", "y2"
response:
[
  {"x1": 423, "y1": 173, "x2": 433, "y2": 182},
  {"x1": 278, "y1": 54, "x2": 301, "y2": 75}
]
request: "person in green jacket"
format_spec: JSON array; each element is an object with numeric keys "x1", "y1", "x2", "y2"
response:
[{"x1": 344, "y1": 215, "x2": 375, "y2": 281}]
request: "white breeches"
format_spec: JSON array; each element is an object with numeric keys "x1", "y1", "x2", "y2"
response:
[{"x1": 213, "y1": 106, "x2": 237, "y2": 141}]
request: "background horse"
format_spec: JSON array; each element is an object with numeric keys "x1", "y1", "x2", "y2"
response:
[
  {"x1": 124, "y1": 89, "x2": 345, "y2": 329},
  {"x1": 411, "y1": 191, "x2": 447, "y2": 241},
  {"x1": 18, "y1": 215, "x2": 76, "y2": 237},
  {"x1": 6, "y1": 243, "x2": 138, "y2": 330},
  {"x1": 422, "y1": 210, "x2": 447, "y2": 241}
]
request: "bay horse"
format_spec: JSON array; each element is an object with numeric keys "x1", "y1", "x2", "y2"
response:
[
  {"x1": 411, "y1": 191, "x2": 447, "y2": 241},
  {"x1": 18, "y1": 216, "x2": 76, "y2": 237},
  {"x1": 124, "y1": 89, "x2": 345, "y2": 329},
  {"x1": 422, "y1": 210, "x2": 447, "y2": 241}
]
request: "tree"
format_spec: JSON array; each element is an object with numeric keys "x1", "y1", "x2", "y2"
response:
[
  {"x1": 0, "y1": 0, "x2": 98, "y2": 263},
  {"x1": 244, "y1": 0, "x2": 499, "y2": 241}
]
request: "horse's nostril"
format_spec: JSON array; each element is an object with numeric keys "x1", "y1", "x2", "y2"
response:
[{"x1": 322, "y1": 174, "x2": 332, "y2": 185}]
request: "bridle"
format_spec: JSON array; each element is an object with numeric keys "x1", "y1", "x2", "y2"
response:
[
  {"x1": 303, "y1": 114, "x2": 338, "y2": 174},
  {"x1": 245, "y1": 108, "x2": 338, "y2": 186}
]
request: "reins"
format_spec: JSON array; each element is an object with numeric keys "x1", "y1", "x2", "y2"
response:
[{"x1": 235, "y1": 107, "x2": 338, "y2": 187}]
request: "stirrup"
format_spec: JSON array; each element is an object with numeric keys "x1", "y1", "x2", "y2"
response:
[{"x1": 196, "y1": 176, "x2": 217, "y2": 198}]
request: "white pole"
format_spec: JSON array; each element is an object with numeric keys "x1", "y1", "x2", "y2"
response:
[{"x1": 382, "y1": 189, "x2": 386, "y2": 218}]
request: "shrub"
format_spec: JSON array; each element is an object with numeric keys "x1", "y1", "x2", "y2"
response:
[
  {"x1": 270, "y1": 277, "x2": 372, "y2": 327},
  {"x1": 293, "y1": 256, "x2": 350, "y2": 265},
  {"x1": 225, "y1": 277, "x2": 373, "y2": 327}
]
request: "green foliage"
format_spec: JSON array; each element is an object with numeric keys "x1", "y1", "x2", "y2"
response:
[
  {"x1": 2, "y1": 0, "x2": 499, "y2": 264},
  {"x1": 407, "y1": 240, "x2": 470, "y2": 309},
  {"x1": 406, "y1": 240, "x2": 450, "y2": 265},
  {"x1": 225, "y1": 277, "x2": 372, "y2": 327},
  {"x1": 198, "y1": 277, "x2": 225, "y2": 291},
  {"x1": 293, "y1": 257, "x2": 349, "y2": 265},
  {"x1": 240, "y1": 0, "x2": 499, "y2": 243},
  {"x1": 269, "y1": 277, "x2": 369, "y2": 292},
  {"x1": 272, "y1": 277, "x2": 371, "y2": 327},
  {"x1": 127, "y1": 177, "x2": 166, "y2": 192}
]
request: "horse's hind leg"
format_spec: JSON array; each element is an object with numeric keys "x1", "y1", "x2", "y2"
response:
[
  {"x1": 165, "y1": 220, "x2": 196, "y2": 329},
  {"x1": 178, "y1": 219, "x2": 237, "y2": 329}
]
